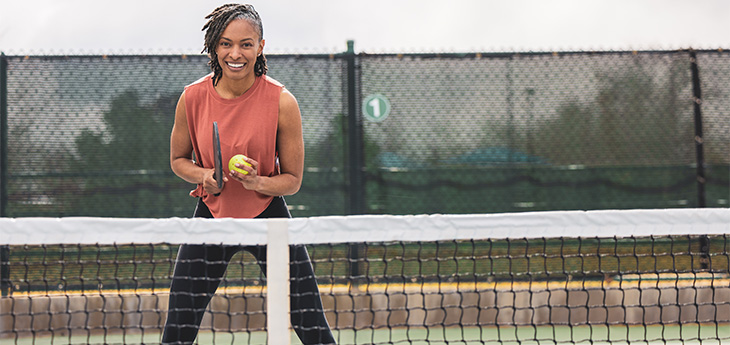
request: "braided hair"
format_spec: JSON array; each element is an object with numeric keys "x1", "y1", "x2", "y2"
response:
[{"x1": 202, "y1": 4, "x2": 268, "y2": 86}]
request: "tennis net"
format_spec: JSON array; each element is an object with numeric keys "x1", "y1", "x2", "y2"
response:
[{"x1": 1, "y1": 209, "x2": 729, "y2": 344}]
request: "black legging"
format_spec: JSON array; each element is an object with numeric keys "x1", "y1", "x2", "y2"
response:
[{"x1": 162, "y1": 197, "x2": 336, "y2": 344}]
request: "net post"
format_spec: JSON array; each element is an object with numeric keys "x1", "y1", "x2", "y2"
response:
[{"x1": 266, "y1": 218, "x2": 291, "y2": 345}]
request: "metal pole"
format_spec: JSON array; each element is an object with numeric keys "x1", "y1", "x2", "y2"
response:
[
  {"x1": 0, "y1": 247, "x2": 7, "y2": 296},
  {"x1": 1, "y1": 53, "x2": 9, "y2": 296},
  {"x1": 689, "y1": 50, "x2": 710, "y2": 270},
  {"x1": 344, "y1": 40, "x2": 363, "y2": 281},
  {"x1": 1, "y1": 53, "x2": 8, "y2": 217},
  {"x1": 345, "y1": 40, "x2": 364, "y2": 215},
  {"x1": 690, "y1": 50, "x2": 706, "y2": 208}
]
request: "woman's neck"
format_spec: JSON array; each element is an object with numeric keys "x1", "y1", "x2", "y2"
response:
[{"x1": 215, "y1": 75, "x2": 257, "y2": 99}]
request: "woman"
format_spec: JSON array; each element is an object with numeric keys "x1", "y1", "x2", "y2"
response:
[{"x1": 163, "y1": 4, "x2": 335, "y2": 344}]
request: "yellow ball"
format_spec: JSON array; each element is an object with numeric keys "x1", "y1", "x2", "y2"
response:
[{"x1": 228, "y1": 154, "x2": 252, "y2": 175}]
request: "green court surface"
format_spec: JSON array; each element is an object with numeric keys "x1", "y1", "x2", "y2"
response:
[{"x1": 3, "y1": 324, "x2": 727, "y2": 345}]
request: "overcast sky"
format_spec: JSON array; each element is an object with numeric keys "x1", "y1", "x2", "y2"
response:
[{"x1": 1, "y1": 0, "x2": 729, "y2": 55}]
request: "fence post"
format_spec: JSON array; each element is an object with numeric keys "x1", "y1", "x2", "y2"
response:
[
  {"x1": 1, "y1": 53, "x2": 9, "y2": 296},
  {"x1": 689, "y1": 50, "x2": 710, "y2": 270},
  {"x1": 344, "y1": 40, "x2": 363, "y2": 281},
  {"x1": 1, "y1": 53, "x2": 8, "y2": 217},
  {"x1": 690, "y1": 50, "x2": 706, "y2": 208},
  {"x1": 345, "y1": 40, "x2": 364, "y2": 215}
]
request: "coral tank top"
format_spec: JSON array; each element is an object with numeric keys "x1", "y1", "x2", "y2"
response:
[{"x1": 185, "y1": 74, "x2": 282, "y2": 218}]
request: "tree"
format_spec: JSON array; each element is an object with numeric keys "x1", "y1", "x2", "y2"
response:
[
  {"x1": 532, "y1": 56, "x2": 694, "y2": 167},
  {"x1": 68, "y1": 91, "x2": 192, "y2": 217}
]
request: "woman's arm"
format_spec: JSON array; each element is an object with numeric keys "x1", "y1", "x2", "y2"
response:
[
  {"x1": 170, "y1": 91, "x2": 226, "y2": 194},
  {"x1": 229, "y1": 88, "x2": 304, "y2": 196}
]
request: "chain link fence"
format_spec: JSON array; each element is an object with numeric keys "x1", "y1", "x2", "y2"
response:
[{"x1": 0, "y1": 49, "x2": 728, "y2": 217}]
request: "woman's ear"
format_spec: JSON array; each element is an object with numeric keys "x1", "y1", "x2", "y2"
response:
[{"x1": 258, "y1": 39, "x2": 265, "y2": 56}]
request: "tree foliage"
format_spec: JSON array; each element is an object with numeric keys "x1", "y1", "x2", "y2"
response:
[
  {"x1": 69, "y1": 91, "x2": 192, "y2": 217},
  {"x1": 531, "y1": 58, "x2": 694, "y2": 166}
]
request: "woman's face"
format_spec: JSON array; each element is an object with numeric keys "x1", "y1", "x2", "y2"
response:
[{"x1": 215, "y1": 18, "x2": 264, "y2": 84}]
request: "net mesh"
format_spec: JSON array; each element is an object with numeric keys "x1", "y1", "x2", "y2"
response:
[{"x1": 2, "y1": 209, "x2": 729, "y2": 344}]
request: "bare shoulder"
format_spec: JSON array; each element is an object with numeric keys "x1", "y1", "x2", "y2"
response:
[
  {"x1": 175, "y1": 91, "x2": 187, "y2": 117},
  {"x1": 279, "y1": 88, "x2": 299, "y2": 107},
  {"x1": 178, "y1": 90, "x2": 186, "y2": 106},
  {"x1": 279, "y1": 88, "x2": 301, "y2": 119}
]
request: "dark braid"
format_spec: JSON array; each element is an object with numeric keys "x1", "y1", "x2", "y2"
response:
[{"x1": 202, "y1": 4, "x2": 267, "y2": 86}]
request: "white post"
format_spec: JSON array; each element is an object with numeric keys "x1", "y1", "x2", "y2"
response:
[{"x1": 266, "y1": 218, "x2": 291, "y2": 345}]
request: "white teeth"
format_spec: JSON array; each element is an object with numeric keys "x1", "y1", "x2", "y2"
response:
[{"x1": 227, "y1": 62, "x2": 244, "y2": 68}]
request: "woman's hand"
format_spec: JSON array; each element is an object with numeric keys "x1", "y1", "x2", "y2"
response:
[
  {"x1": 202, "y1": 168, "x2": 227, "y2": 195},
  {"x1": 229, "y1": 155, "x2": 260, "y2": 191}
]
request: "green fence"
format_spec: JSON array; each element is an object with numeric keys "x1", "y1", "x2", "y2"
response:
[{"x1": 0, "y1": 48, "x2": 728, "y2": 218}]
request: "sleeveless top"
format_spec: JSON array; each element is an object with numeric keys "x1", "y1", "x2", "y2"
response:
[{"x1": 185, "y1": 74, "x2": 282, "y2": 218}]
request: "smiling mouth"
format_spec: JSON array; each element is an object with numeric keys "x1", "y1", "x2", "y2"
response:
[{"x1": 226, "y1": 62, "x2": 245, "y2": 69}]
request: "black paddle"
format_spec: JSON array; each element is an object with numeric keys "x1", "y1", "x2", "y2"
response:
[{"x1": 213, "y1": 121, "x2": 223, "y2": 196}]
